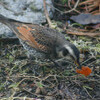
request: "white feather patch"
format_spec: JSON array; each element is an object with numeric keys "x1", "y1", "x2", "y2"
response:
[{"x1": 64, "y1": 45, "x2": 76, "y2": 60}]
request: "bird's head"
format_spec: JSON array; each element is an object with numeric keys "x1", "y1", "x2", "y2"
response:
[{"x1": 56, "y1": 42, "x2": 80, "y2": 68}]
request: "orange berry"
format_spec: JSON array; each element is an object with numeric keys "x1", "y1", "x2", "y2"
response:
[{"x1": 76, "y1": 66, "x2": 92, "y2": 76}]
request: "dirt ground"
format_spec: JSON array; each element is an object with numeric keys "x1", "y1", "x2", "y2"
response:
[{"x1": 0, "y1": 36, "x2": 100, "y2": 100}]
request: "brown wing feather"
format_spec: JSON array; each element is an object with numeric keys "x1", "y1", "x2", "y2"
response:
[
  {"x1": 15, "y1": 24, "x2": 54, "y2": 53},
  {"x1": 16, "y1": 25, "x2": 39, "y2": 48}
]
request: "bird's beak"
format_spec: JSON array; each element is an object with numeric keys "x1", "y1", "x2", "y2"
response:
[{"x1": 74, "y1": 61, "x2": 81, "y2": 69}]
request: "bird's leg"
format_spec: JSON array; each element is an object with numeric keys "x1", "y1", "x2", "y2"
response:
[
  {"x1": 50, "y1": 59, "x2": 61, "y2": 68},
  {"x1": 50, "y1": 59, "x2": 66, "y2": 71}
]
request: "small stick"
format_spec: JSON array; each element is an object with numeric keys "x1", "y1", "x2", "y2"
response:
[
  {"x1": 63, "y1": 0, "x2": 80, "y2": 14},
  {"x1": 43, "y1": 0, "x2": 52, "y2": 28},
  {"x1": 67, "y1": 31, "x2": 100, "y2": 37}
]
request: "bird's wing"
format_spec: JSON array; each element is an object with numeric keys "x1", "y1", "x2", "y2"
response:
[{"x1": 11, "y1": 22, "x2": 57, "y2": 54}]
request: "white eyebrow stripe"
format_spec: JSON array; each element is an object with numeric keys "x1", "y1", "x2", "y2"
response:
[{"x1": 64, "y1": 45, "x2": 76, "y2": 60}]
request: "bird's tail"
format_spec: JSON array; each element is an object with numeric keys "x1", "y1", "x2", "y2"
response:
[
  {"x1": 0, "y1": 14, "x2": 8, "y2": 23},
  {"x1": 0, "y1": 14, "x2": 11, "y2": 26}
]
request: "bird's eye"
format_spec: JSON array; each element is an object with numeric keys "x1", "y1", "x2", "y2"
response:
[{"x1": 62, "y1": 48, "x2": 68, "y2": 56}]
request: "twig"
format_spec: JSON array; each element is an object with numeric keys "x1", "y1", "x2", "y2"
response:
[
  {"x1": 66, "y1": 30, "x2": 100, "y2": 37},
  {"x1": 83, "y1": 86, "x2": 93, "y2": 99},
  {"x1": 43, "y1": 0, "x2": 52, "y2": 27},
  {"x1": 47, "y1": 0, "x2": 80, "y2": 14},
  {"x1": 81, "y1": 57, "x2": 96, "y2": 65},
  {"x1": 1, "y1": 97, "x2": 41, "y2": 100},
  {"x1": 87, "y1": 60, "x2": 97, "y2": 66},
  {"x1": 46, "y1": 3, "x2": 63, "y2": 14},
  {"x1": 8, "y1": 75, "x2": 42, "y2": 81},
  {"x1": 63, "y1": 0, "x2": 80, "y2": 14}
]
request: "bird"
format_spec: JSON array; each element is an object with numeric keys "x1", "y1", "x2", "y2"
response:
[{"x1": 0, "y1": 14, "x2": 80, "y2": 67}]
